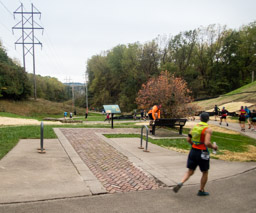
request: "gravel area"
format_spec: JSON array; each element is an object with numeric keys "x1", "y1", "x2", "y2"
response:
[{"x1": 0, "y1": 117, "x2": 62, "y2": 126}]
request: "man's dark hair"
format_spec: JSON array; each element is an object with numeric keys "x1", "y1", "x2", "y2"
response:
[{"x1": 200, "y1": 112, "x2": 209, "y2": 122}]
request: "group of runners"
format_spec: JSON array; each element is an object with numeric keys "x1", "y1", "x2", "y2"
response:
[
  {"x1": 238, "y1": 106, "x2": 256, "y2": 131},
  {"x1": 64, "y1": 111, "x2": 73, "y2": 119},
  {"x1": 214, "y1": 105, "x2": 229, "y2": 126},
  {"x1": 214, "y1": 105, "x2": 256, "y2": 132}
]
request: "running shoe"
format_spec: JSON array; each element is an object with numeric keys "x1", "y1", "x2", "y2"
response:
[
  {"x1": 197, "y1": 190, "x2": 209, "y2": 196},
  {"x1": 173, "y1": 183, "x2": 183, "y2": 193}
]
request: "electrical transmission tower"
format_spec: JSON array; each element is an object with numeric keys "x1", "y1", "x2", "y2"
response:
[{"x1": 12, "y1": 3, "x2": 44, "y2": 100}]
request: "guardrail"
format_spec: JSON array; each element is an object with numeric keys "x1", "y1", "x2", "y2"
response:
[{"x1": 138, "y1": 125, "x2": 149, "y2": 152}]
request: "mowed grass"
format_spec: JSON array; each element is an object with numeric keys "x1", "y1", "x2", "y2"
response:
[
  {"x1": 0, "y1": 111, "x2": 113, "y2": 122},
  {"x1": 0, "y1": 99, "x2": 86, "y2": 117},
  {"x1": 0, "y1": 112, "x2": 63, "y2": 121},
  {"x1": 0, "y1": 125, "x2": 57, "y2": 159},
  {"x1": 104, "y1": 134, "x2": 190, "y2": 150},
  {"x1": 1, "y1": 109, "x2": 256, "y2": 161},
  {"x1": 0, "y1": 122, "x2": 141, "y2": 160},
  {"x1": 104, "y1": 130, "x2": 256, "y2": 160}
]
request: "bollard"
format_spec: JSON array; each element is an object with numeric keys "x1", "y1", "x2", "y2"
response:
[{"x1": 38, "y1": 121, "x2": 46, "y2": 154}]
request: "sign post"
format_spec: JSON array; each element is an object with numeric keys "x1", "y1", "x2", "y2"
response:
[{"x1": 103, "y1": 105, "x2": 121, "y2": 129}]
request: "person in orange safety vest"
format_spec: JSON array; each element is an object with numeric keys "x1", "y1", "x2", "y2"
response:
[{"x1": 148, "y1": 104, "x2": 162, "y2": 132}]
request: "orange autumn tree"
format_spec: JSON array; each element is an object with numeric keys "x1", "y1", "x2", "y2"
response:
[{"x1": 136, "y1": 70, "x2": 197, "y2": 118}]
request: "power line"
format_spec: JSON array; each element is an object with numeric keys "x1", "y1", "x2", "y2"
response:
[
  {"x1": 0, "y1": 0, "x2": 21, "y2": 51},
  {"x1": 38, "y1": 18, "x2": 68, "y2": 75},
  {"x1": 0, "y1": 0, "x2": 13, "y2": 16}
]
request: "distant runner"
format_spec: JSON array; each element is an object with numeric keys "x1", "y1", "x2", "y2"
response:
[
  {"x1": 239, "y1": 106, "x2": 246, "y2": 132},
  {"x1": 219, "y1": 107, "x2": 228, "y2": 126},
  {"x1": 214, "y1": 105, "x2": 220, "y2": 121},
  {"x1": 250, "y1": 109, "x2": 256, "y2": 131},
  {"x1": 245, "y1": 106, "x2": 252, "y2": 129}
]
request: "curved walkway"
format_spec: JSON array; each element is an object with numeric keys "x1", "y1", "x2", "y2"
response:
[{"x1": 0, "y1": 126, "x2": 256, "y2": 212}]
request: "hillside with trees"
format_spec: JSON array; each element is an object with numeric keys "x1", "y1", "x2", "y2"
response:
[
  {"x1": 0, "y1": 42, "x2": 31, "y2": 100},
  {"x1": 0, "y1": 41, "x2": 71, "y2": 102},
  {"x1": 87, "y1": 22, "x2": 256, "y2": 112}
]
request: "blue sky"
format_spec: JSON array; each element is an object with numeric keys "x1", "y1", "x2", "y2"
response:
[{"x1": 0, "y1": 0, "x2": 255, "y2": 83}]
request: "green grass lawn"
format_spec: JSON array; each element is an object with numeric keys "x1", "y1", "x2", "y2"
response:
[
  {"x1": 0, "y1": 123, "x2": 140, "y2": 160},
  {"x1": 104, "y1": 131, "x2": 256, "y2": 155},
  {"x1": 0, "y1": 125, "x2": 57, "y2": 159},
  {"x1": 1, "y1": 120, "x2": 256, "y2": 161},
  {"x1": 225, "y1": 81, "x2": 256, "y2": 95},
  {"x1": 0, "y1": 111, "x2": 122, "y2": 122}
]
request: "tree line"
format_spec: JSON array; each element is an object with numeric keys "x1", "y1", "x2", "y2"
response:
[
  {"x1": 0, "y1": 41, "x2": 70, "y2": 101},
  {"x1": 87, "y1": 22, "x2": 256, "y2": 112}
]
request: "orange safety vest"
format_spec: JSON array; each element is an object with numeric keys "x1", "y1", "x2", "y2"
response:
[
  {"x1": 152, "y1": 105, "x2": 160, "y2": 120},
  {"x1": 191, "y1": 122, "x2": 208, "y2": 150}
]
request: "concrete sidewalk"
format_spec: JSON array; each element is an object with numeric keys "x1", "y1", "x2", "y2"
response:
[
  {"x1": 208, "y1": 119, "x2": 256, "y2": 139},
  {"x1": 98, "y1": 133, "x2": 256, "y2": 187},
  {"x1": 0, "y1": 127, "x2": 255, "y2": 208},
  {"x1": 0, "y1": 139, "x2": 91, "y2": 203}
]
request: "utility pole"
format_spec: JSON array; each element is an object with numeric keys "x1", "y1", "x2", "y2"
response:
[
  {"x1": 72, "y1": 83, "x2": 75, "y2": 113},
  {"x1": 85, "y1": 70, "x2": 89, "y2": 115},
  {"x1": 12, "y1": 3, "x2": 43, "y2": 100},
  {"x1": 65, "y1": 76, "x2": 72, "y2": 99}
]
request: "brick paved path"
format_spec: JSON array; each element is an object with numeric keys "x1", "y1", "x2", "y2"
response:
[{"x1": 60, "y1": 128, "x2": 161, "y2": 193}]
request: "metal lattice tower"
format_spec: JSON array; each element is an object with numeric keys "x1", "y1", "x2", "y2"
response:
[{"x1": 12, "y1": 3, "x2": 44, "y2": 100}]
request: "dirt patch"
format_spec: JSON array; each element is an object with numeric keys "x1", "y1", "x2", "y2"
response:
[
  {"x1": 206, "y1": 101, "x2": 255, "y2": 112},
  {"x1": 165, "y1": 146, "x2": 256, "y2": 162},
  {"x1": 165, "y1": 147, "x2": 189, "y2": 154},
  {"x1": 218, "y1": 145, "x2": 256, "y2": 162},
  {"x1": 185, "y1": 121, "x2": 239, "y2": 135},
  {"x1": 207, "y1": 124, "x2": 240, "y2": 135},
  {"x1": 0, "y1": 117, "x2": 63, "y2": 126},
  {"x1": 137, "y1": 120, "x2": 240, "y2": 135}
]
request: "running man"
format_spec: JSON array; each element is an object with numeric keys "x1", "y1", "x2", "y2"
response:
[
  {"x1": 220, "y1": 107, "x2": 229, "y2": 126},
  {"x1": 251, "y1": 110, "x2": 256, "y2": 131},
  {"x1": 214, "y1": 105, "x2": 220, "y2": 121},
  {"x1": 245, "y1": 106, "x2": 251, "y2": 129},
  {"x1": 173, "y1": 112, "x2": 218, "y2": 196},
  {"x1": 239, "y1": 106, "x2": 246, "y2": 132}
]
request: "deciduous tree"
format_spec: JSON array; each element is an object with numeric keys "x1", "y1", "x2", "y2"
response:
[{"x1": 136, "y1": 70, "x2": 196, "y2": 118}]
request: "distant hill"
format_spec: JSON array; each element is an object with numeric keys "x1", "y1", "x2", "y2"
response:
[
  {"x1": 195, "y1": 81, "x2": 256, "y2": 112},
  {"x1": 0, "y1": 98, "x2": 85, "y2": 117}
]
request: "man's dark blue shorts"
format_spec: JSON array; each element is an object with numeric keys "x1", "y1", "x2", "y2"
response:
[{"x1": 187, "y1": 148, "x2": 210, "y2": 172}]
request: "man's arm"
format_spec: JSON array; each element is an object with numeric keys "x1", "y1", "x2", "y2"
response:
[
  {"x1": 204, "y1": 128, "x2": 218, "y2": 150},
  {"x1": 187, "y1": 133, "x2": 193, "y2": 145}
]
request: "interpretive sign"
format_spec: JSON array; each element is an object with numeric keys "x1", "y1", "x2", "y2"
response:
[
  {"x1": 103, "y1": 105, "x2": 121, "y2": 114},
  {"x1": 103, "y1": 105, "x2": 121, "y2": 129}
]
